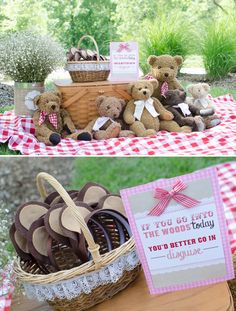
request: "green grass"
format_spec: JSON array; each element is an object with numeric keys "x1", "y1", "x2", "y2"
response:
[
  {"x1": 139, "y1": 12, "x2": 195, "y2": 73},
  {"x1": 0, "y1": 105, "x2": 20, "y2": 155},
  {"x1": 72, "y1": 157, "x2": 235, "y2": 193},
  {"x1": 201, "y1": 19, "x2": 236, "y2": 80}
]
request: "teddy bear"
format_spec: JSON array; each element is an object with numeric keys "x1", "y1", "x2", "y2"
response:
[
  {"x1": 33, "y1": 91, "x2": 92, "y2": 146},
  {"x1": 123, "y1": 79, "x2": 191, "y2": 137},
  {"x1": 163, "y1": 89, "x2": 206, "y2": 132},
  {"x1": 85, "y1": 96, "x2": 135, "y2": 140},
  {"x1": 187, "y1": 83, "x2": 221, "y2": 128},
  {"x1": 145, "y1": 54, "x2": 184, "y2": 101}
]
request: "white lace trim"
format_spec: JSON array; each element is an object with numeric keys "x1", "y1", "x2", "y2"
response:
[
  {"x1": 23, "y1": 250, "x2": 140, "y2": 301},
  {"x1": 66, "y1": 62, "x2": 110, "y2": 72}
]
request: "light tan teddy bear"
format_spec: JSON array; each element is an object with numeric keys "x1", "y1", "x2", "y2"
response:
[
  {"x1": 145, "y1": 54, "x2": 184, "y2": 101},
  {"x1": 123, "y1": 79, "x2": 191, "y2": 136},
  {"x1": 85, "y1": 96, "x2": 134, "y2": 140},
  {"x1": 187, "y1": 83, "x2": 221, "y2": 128},
  {"x1": 33, "y1": 91, "x2": 92, "y2": 146}
]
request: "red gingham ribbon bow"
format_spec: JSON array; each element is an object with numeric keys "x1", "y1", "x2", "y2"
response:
[
  {"x1": 148, "y1": 180, "x2": 200, "y2": 216},
  {"x1": 161, "y1": 81, "x2": 169, "y2": 98},
  {"x1": 39, "y1": 111, "x2": 58, "y2": 129},
  {"x1": 117, "y1": 43, "x2": 131, "y2": 52}
]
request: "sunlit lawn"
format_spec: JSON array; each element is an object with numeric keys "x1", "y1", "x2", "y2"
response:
[{"x1": 72, "y1": 157, "x2": 235, "y2": 192}]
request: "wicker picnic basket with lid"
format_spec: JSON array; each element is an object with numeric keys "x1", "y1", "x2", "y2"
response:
[
  {"x1": 66, "y1": 35, "x2": 110, "y2": 83},
  {"x1": 14, "y1": 172, "x2": 141, "y2": 311}
]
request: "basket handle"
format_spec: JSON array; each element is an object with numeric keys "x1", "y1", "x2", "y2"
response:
[
  {"x1": 36, "y1": 172, "x2": 102, "y2": 268},
  {"x1": 77, "y1": 35, "x2": 100, "y2": 62}
]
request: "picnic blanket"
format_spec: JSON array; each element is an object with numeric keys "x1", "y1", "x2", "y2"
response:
[{"x1": 0, "y1": 94, "x2": 235, "y2": 156}]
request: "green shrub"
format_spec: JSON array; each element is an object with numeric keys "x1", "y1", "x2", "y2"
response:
[
  {"x1": 139, "y1": 13, "x2": 196, "y2": 73},
  {"x1": 201, "y1": 18, "x2": 236, "y2": 80}
]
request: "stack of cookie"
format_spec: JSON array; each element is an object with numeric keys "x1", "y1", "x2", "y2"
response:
[
  {"x1": 66, "y1": 47, "x2": 107, "y2": 62},
  {"x1": 9, "y1": 183, "x2": 130, "y2": 273}
]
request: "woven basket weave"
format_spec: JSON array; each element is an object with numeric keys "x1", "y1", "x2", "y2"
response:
[
  {"x1": 66, "y1": 35, "x2": 110, "y2": 83},
  {"x1": 14, "y1": 172, "x2": 140, "y2": 311}
]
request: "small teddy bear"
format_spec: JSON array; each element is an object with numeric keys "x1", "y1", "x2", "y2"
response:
[
  {"x1": 145, "y1": 54, "x2": 184, "y2": 101},
  {"x1": 85, "y1": 96, "x2": 135, "y2": 140},
  {"x1": 163, "y1": 89, "x2": 206, "y2": 132},
  {"x1": 187, "y1": 83, "x2": 221, "y2": 128},
  {"x1": 123, "y1": 79, "x2": 190, "y2": 136},
  {"x1": 33, "y1": 91, "x2": 92, "y2": 146}
]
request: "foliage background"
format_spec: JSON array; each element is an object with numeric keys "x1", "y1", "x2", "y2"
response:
[{"x1": 0, "y1": 0, "x2": 235, "y2": 57}]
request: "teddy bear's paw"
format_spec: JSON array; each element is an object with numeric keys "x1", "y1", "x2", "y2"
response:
[
  {"x1": 106, "y1": 123, "x2": 121, "y2": 139},
  {"x1": 77, "y1": 131, "x2": 92, "y2": 141},
  {"x1": 184, "y1": 117, "x2": 195, "y2": 126},
  {"x1": 49, "y1": 133, "x2": 61, "y2": 146},
  {"x1": 143, "y1": 129, "x2": 157, "y2": 137},
  {"x1": 119, "y1": 130, "x2": 135, "y2": 138},
  {"x1": 200, "y1": 108, "x2": 214, "y2": 116},
  {"x1": 163, "y1": 112, "x2": 174, "y2": 121},
  {"x1": 194, "y1": 116, "x2": 206, "y2": 132},
  {"x1": 180, "y1": 126, "x2": 192, "y2": 133},
  {"x1": 210, "y1": 118, "x2": 221, "y2": 127}
]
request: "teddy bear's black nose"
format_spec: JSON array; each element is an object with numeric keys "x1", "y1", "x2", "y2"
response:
[
  {"x1": 51, "y1": 105, "x2": 56, "y2": 110},
  {"x1": 143, "y1": 91, "x2": 147, "y2": 95},
  {"x1": 165, "y1": 73, "x2": 169, "y2": 77}
]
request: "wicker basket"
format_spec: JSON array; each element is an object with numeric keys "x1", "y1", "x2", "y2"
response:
[
  {"x1": 66, "y1": 35, "x2": 110, "y2": 83},
  {"x1": 14, "y1": 172, "x2": 140, "y2": 311}
]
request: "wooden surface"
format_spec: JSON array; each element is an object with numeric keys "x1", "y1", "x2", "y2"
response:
[
  {"x1": 54, "y1": 79, "x2": 131, "y2": 87},
  {"x1": 11, "y1": 272, "x2": 234, "y2": 311}
]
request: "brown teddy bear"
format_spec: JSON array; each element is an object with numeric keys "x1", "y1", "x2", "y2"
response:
[
  {"x1": 85, "y1": 96, "x2": 135, "y2": 140},
  {"x1": 163, "y1": 89, "x2": 206, "y2": 132},
  {"x1": 186, "y1": 83, "x2": 221, "y2": 128},
  {"x1": 145, "y1": 54, "x2": 184, "y2": 101},
  {"x1": 33, "y1": 91, "x2": 92, "y2": 146},
  {"x1": 123, "y1": 79, "x2": 191, "y2": 136}
]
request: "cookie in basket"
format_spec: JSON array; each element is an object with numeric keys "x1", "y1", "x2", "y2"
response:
[
  {"x1": 77, "y1": 182, "x2": 110, "y2": 206},
  {"x1": 98, "y1": 194, "x2": 126, "y2": 216},
  {"x1": 59, "y1": 202, "x2": 92, "y2": 262},
  {"x1": 44, "y1": 190, "x2": 80, "y2": 206},
  {"x1": 15, "y1": 201, "x2": 50, "y2": 236}
]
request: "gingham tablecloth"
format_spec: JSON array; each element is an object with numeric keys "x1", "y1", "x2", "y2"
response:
[{"x1": 0, "y1": 94, "x2": 235, "y2": 156}]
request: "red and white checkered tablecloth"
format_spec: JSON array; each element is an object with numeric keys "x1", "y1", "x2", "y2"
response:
[
  {"x1": 0, "y1": 94, "x2": 235, "y2": 156},
  {"x1": 217, "y1": 162, "x2": 236, "y2": 254}
]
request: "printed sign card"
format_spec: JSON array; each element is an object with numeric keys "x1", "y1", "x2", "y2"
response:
[
  {"x1": 109, "y1": 42, "x2": 139, "y2": 81},
  {"x1": 120, "y1": 167, "x2": 234, "y2": 294}
]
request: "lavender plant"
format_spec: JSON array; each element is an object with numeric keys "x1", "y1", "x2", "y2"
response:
[{"x1": 0, "y1": 31, "x2": 66, "y2": 82}]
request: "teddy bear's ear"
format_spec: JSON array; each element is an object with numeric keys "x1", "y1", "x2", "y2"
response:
[
  {"x1": 96, "y1": 95, "x2": 106, "y2": 108},
  {"x1": 53, "y1": 90, "x2": 61, "y2": 98},
  {"x1": 148, "y1": 55, "x2": 158, "y2": 66},
  {"x1": 33, "y1": 95, "x2": 41, "y2": 105},
  {"x1": 127, "y1": 83, "x2": 135, "y2": 95},
  {"x1": 149, "y1": 79, "x2": 159, "y2": 90},
  {"x1": 187, "y1": 85, "x2": 194, "y2": 94},
  {"x1": 202, "y1": 83, "x2": 210, "y2": 92},
  {"x1": 174, "y1": 55, "x2": 183, "y2": 66},
  {"x1": 119, "y1": 99, "x2": 126, "y2": 108}
]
